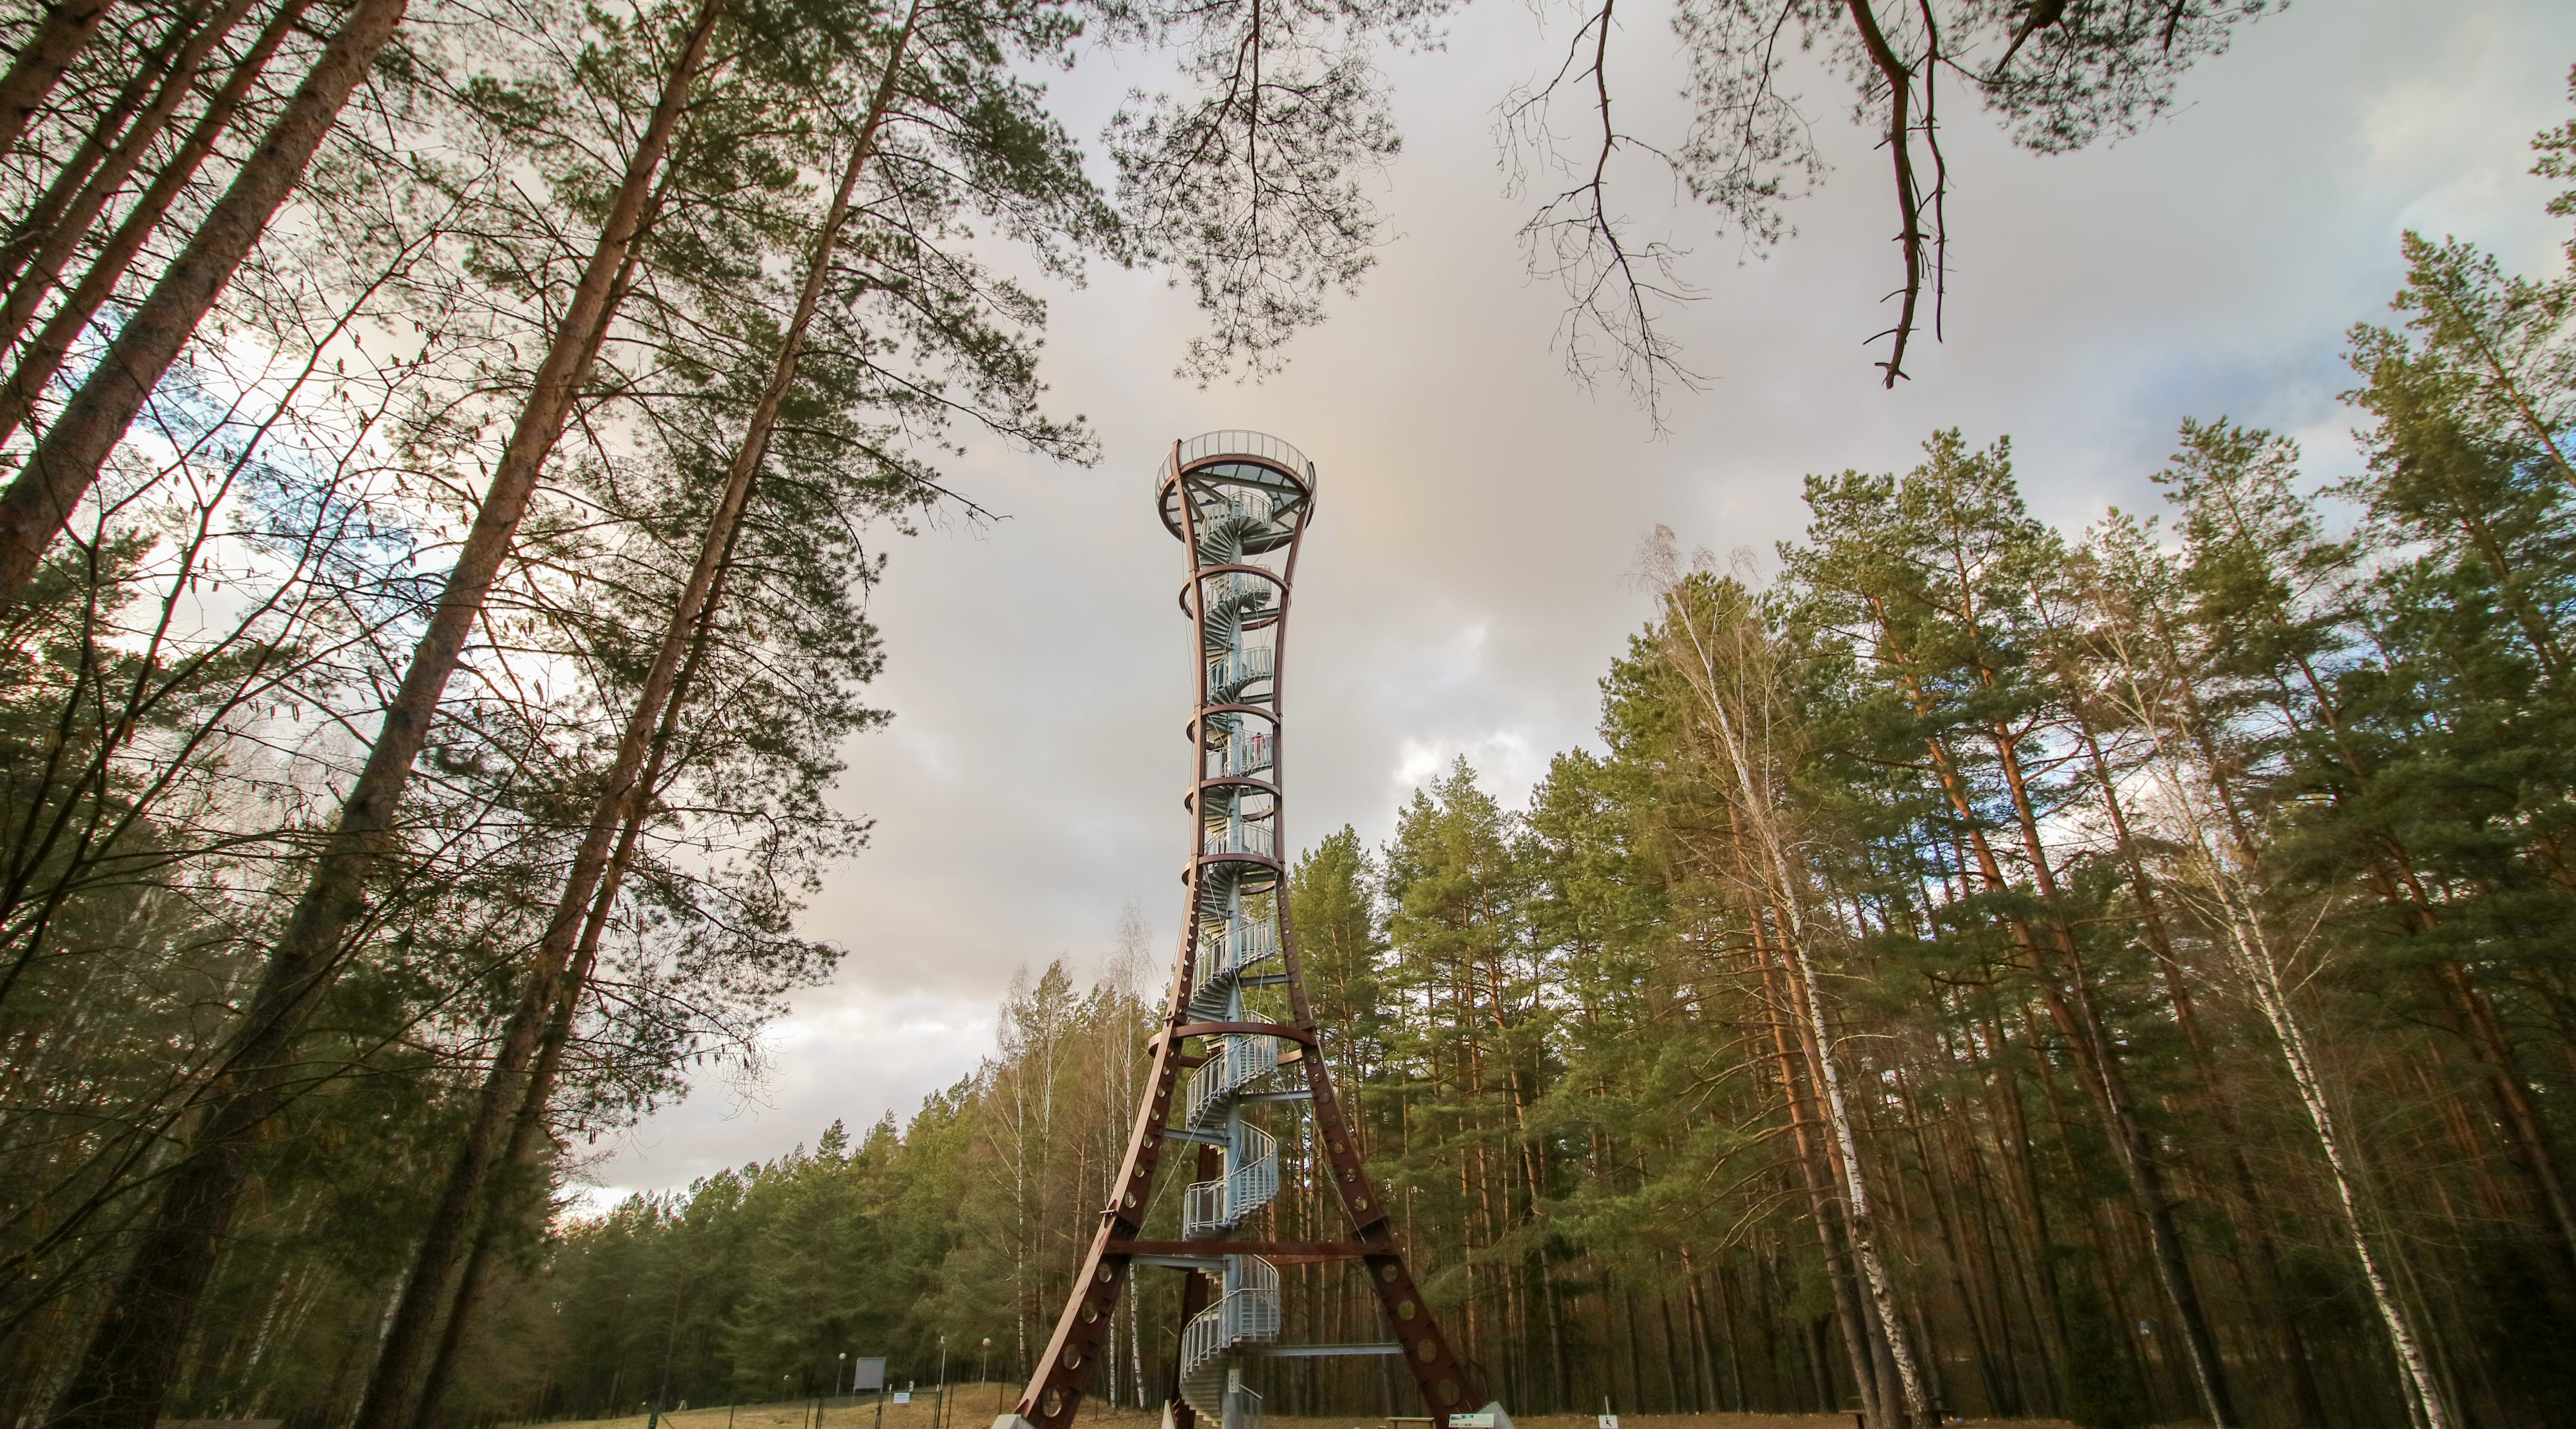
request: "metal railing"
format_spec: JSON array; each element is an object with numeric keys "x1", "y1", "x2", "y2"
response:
[
  {"x1": 1202, "y1": 819, "x2": 1276, "y2": 859},
  {"x1": 1185, "y1": 1035, "x2": 1279, "y2": 1128},
  {"x1": 1190, "y1": 488, "x2": 1292, "y2": 567},
  {"x1": 1178, "y1": 1272, "x2": 1279, "y2": 1426},
  {"x1": 1168, "y1": 430, "x2": 1316, "y2": 488},
  {"x1": 1181, "y1": 1265, "x2": 1283, "y2": 1380},
  {"x1": 1209, "y1": 490, "x2": 1278, "y2": 527},
  {"x1": 1205, "y1": 574, "x2": 1288, "y2": 628},
  {"x1": 1188, "y1": 919, "x2": 1275, "y2": 1022},
  {"x1": 1208, "y1": 569, "x2": 1279, "y2": 600},
  {"x1": 1212, "y1": 922, "x2": 1277, "y2": 978},
  {"x1": 1206, "y1": 647, "x2": 1275, "y2": 699},
  {"x1": 1184, "y1": 1123, "x2": 1278, "y2": 1237},
  {"x1": 1215, "y1": 732, "x2": 1274, "y2": 778}
]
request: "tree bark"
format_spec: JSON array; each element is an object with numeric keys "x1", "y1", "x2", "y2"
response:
[
  {"x1": 1751, "y1": 923, "x2": 1885, "y2": 1426},
  {"x1": 1658, "y1": 577, "x2": 1933, "y2": 1427},
  {"x1": 1863, "y1": 608, "x2": 2237, "y2": 1427},
  {"x1": 0, "y1": 0, "x2": 263, "y2": 366},
  {"x1": 0, "y1": 0, "x2": 400, "y2": 601},
  {"x1": 351, "y1": 21, "x2": 909, "y2": 1421},
  {"x1": 0, "y1": 0, "x2": 119, "y2": 156},
  {"x1": 0, "y1": 0, "x2": 202, "y2": 303},
  {"x1": 38, "y1": 4, "x2": 717, "y2": 1424},
  {"x1": 2092, "y1": 615, "x2": 2459, "y2": 1429},
  {"x1": 412, "y1": 428, "x2": 735, "y2": 1429},
  {"x1": 0, "y1": 0, "x2": 312, "y2": 454}
]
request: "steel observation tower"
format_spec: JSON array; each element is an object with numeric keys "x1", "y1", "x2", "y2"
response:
[{"x1": 999, "y1": 433, "x2": 1509, "y2": 1429}]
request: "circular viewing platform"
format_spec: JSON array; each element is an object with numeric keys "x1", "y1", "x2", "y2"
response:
[
  {"x1": 1156, "y1": 430, "x2": 1316, "y2": 488},
  {"x1": 1157, "y1": 430, "x2": 1318, "y2": 546}
]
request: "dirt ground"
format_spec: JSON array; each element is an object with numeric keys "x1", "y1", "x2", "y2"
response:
[{"x1": 523, "y1": 1391, "x2": 2082, "y2": 1429}]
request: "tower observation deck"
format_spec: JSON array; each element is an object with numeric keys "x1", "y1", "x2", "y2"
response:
[{"x1": 999, "y1": 434, "x2": 1511, "y2": 1429}]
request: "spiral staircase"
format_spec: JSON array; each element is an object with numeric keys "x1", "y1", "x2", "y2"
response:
[
  {"x1": 1170, "y1": 452, "x2": 1300, "y2": 1429},
  {"x1": 1003, "y1": 433, "x2": 1506, "y2": 1429}
]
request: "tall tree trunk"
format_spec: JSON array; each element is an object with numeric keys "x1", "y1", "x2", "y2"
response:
[
  {"x1": 414, "y1": 455, "x2": 739, "y2": 1429},
  {"x1": 2225, "y1": 580, "x2": 2576, "y2": 1274},
  {"x1": 2203, "y1": 854, "x2": 2454, "y2": 1429},
  {"x1": 0, "y1": 0, "x2": 400, "y2": 600},
  {"x1": 0, "y1": 0, "x2": 263, "y2": 366},
  {"x1": 0, "y1": 0, "x2": 312, "y2": 451},
  {"x1": 0, "y1": 0, "x2": 202, "y2": 300},
  {"x1": 1983, "y1": 1026, "x2": 2069, "y2": 1416},
  {"x1": 1752, "y1": 929, "x2": 1884, "y2": 1426},
  {"x1": 2041, "y1": 613, "x2": 2334, "y2": 1425},
  {"x1": 2093, "y1": 623, "x2": 2459, "y2": 1429},
  {"x1": 1982, "y1": 724, "x2": 2239, "y2": 1428},
  {"x1": 409, "y1": 701, "x2": 670, "y2": 1429},
  {"x1": 0, "y1": 0, "x2": 119, "y2": 156},
  {"x1": 1878, "y1": 619, "x2": 2236, "y2": 1426},
  {"x1": 352, "y1": 29, "x2": 910, "y2": 1420},
  {"x1": 1895, "y1": 1062, "x2": 2006, "y2": 1417},
  {"x1": 1655, "y1": 576, "x2": 1933, "y2": 1427},
  {"x1": 2432, "y1": 959, "x2": 2576, "y2": 1269},
  {"x1": 37, "y1": 6, "x2": 719, "y2": 1424}
]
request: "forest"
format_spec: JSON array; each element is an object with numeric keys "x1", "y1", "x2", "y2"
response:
[
  {"x1": 518, "y1": 139, "x2": 2576, "y2": 1429},
  {"x1": 0, "y1": 0, "x2": 2558, "y2": 1423}
]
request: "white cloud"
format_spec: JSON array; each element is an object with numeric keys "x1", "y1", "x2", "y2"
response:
[{"x1": 588, "y1": 0, "x2": 2576, "y2": 1198}]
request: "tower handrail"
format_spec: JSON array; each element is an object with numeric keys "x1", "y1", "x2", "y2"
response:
[
  {"x1": 1201, "y1": 821, "x2": 1276, "y2": 859},
  {"x1": 1184, "y1": 1122, "x2": 1279, "y2": 1237},
  {"x1": 1012, "y1": 432, "x2": 1494, "y2": 1429},
  {"x1": 1165, "y1": 431, "x2": 1315, "y2": 486},
  {"x1": 1184, "y1": 1034, "x2": 1278, "y2": 1128}
]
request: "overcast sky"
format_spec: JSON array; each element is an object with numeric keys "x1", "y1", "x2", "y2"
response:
[{"x1": 579, "y1": 0, "x2": 2576, "y2": 1203}]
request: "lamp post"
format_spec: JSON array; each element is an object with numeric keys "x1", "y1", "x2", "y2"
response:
[
  {"x1": 936, "y1": 1335, "x2": 949, "y2": 1429},
  {"x1": 840, "y1": 1353, "x2": 849, "y2": 1398},
  {"x1": 979, "y1": 1339, "x2": 991, "y2": 1416}
]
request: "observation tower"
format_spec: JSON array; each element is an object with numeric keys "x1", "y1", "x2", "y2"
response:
[{"x1": 1000, "y1": 434, "x2": 1509, "y2": 1429}]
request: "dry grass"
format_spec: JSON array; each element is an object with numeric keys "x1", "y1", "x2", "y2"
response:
[
  {"x1": 1276, "y1": 1417, "x2": 2076, "y2": 1429},
  {"x1": 519, "y1": 1395, "x2": 2080, "y2": 1429}
]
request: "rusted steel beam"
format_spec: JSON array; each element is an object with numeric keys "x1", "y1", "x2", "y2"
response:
[{"x1": 1008, "y1": 434, "x2": 1494, "y2": 1429}]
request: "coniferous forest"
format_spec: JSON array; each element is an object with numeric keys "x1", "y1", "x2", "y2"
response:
[
  {"x1": 511, "y1": 177, "x2": 2576, "y2": 1429},
  {"x1": 468, "y1": 148, "x2": 2576, "y2": 1429},
  {"x1": 0, "y1": 0, "x2": 2570, "y2": 1426}
]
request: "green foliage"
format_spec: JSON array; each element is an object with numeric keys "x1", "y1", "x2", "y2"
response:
[{"x1": 528, "y1": 961, "x2": 1160, "y2": 1414}]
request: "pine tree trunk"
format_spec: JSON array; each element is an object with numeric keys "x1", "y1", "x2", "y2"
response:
[
  {"x1": 0, "y1": 0, "x2": 312, "y2": 450},
  {"x1": 409, "y1": 765, "x2": 650, "y2": 1429},
  {"x1": 2055, "y1": 661, "x2": 2336, "y2": 1423},
  {"x1": 37, "y1": 6, "x2": 716, "y2": 1423},
  {"x1": 2247, "y1": 612, "x2": 2576, "y2": 1274},
  {"x1": 355, "y1": 31, "x2": 912, "y2": 1420},
  {"x1": 0, "y1": 0, "x2": 119, "y2": 155},
  {"x1": 1659, "y1": 583, "x2": 1933, "y2": 1428},
  {"x1": 1900, "y1": 696, "x2": 2238, "y2": 1426},
  {"x1": 2433, "y1": 959, "x2": 2576, "y2": 1267},
  {"x1": 0, "y1": 0, "x2": 202, "y2": 301},
  {"x1": 2095, "y1": 620, "x2": 2460, "y2": 1429},
  {"x1": 2209, "y1": 861, "x2": 2455, "y2": 1429},
  {"x1": 0, "y1": 0, "x2": 401, "y2": 600},
  {"x1": 1896, "y1": 1063, "x2": 2005, "y2": 1417},
  {"x1": 1753, "y1": 935, "x2": 1883, "y2": 1426},
  {"x1": 1983, "y1": 1037, "x2": 2068, "y2": 1414},
  {"x1": 0, "y1": 0, "x2": 263, "y2": 367},
  {"x1": 1991, "y1": 739, "x2": 2239, "y2": 1427}
]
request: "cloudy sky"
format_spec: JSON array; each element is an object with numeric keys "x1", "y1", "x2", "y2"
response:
[{"x1": 582, "y1": 0, "x2": 2576, "y2": 1201}]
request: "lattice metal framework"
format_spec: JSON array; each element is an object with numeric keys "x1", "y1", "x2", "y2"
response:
[{"x1": 1001, "y1": 434, "x2": 1505, "y2": 1429}]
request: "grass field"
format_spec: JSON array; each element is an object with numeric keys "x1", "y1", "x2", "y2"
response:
[{"x1": 518, "y1": 1387, "x2": 2083, "y2": 1429}]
